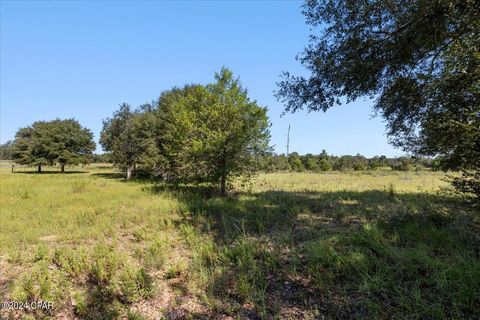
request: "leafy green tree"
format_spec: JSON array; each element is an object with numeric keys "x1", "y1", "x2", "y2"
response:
[
  {"x1": 274, "y1": 154, "x2": 290, "y2": 171},
  {"x1": 12, "y1": 119, "x2": 95, "y2": 172},
  {"x1": 305, "y1": 157, "x2": 318, "y2": 171},
  {"x1": 129, "y1": 105, "x2": 160, "y2": 176},
  {"x1": 47, "y1": 119, "x2": 96, "y2": 172},
  {"x1": 12, "y1": 127, "x2": 44, "y2": 172},
  {"x1": 277, "y1": 0, "x2": 479, "y2": 198},
  {"x1": 288, "y1": 152, "x2": 304, "y2": 172},
  {"x1": 0, "y1": 141, "x2": 13, "y2": 160},
  {"x1": 100, "y1": 103, "x2": 157, "y2": 179},
  {"x1": 207, "y1": 68, "x2": 272, "y2": 194},
  {"x1": 156, "y1": 68, "x2": 271, "y2": 194},
  {"x1": 318, "y1": 158, "x2": 331, "y2": 172},
  {"x1": 262, "y1": 154, "x2": 290, "y2": 172},
  {"x1": 391, "y1": 157, "x2": 414, "y2": 171},
  {"x1": 155, "y1": 85, "x2": 210, "y2": 181}
]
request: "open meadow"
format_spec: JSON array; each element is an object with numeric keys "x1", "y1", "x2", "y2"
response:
[{"x1": 0, "y1": 164, "x2": 478, "y2": 319}]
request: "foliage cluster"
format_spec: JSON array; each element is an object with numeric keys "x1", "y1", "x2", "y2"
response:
[
  {"x1": 262, "y1": 150, "x2": 437, "y2": 173},
  {"x1": 10, "y1": 119, "x2": 95, "y2": 172},
  {"x1": 277, "y1": 0, "x2": 479, "y2": 198},
  {"x1": 100, "y1": 68, "x2": 271, "y2": 194}
]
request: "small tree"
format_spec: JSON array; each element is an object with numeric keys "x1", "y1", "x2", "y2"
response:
[
  {"x1": 156, "y1": 68, "x2": 272, "y2": 194},
  {"x1": 205, "y1": 68, "x2": 272, "y2": 194},
  {"x1": 0, "y1": 141, "x2": 13, "y2": 160},
  {"x1": 288, "y1": 152, "x2": 304, "y2": 172},
  {"x1": 100, "y1": 103, "x2": 157, "y2": 179},
  {"x1": 155, "y1": 85, "x2": 210, "y2": 181},
  {"x1": 305, "y1": 158, "x2": 318, "y2": 171},
  {"x1": 303, "y1": 153, "x2": 318, "y2": 171},
  {"x1": 318, "y1": 158, "x2": 331, "y2": 172}
]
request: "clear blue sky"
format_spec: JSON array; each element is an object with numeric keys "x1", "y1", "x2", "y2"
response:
[{"x1": 0, "y1": 0, "x2": 402, "y2": 157}]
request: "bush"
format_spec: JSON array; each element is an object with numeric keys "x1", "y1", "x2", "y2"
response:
[
  {"x1": 70, "y1": 244, "x2": 154, "y2": 318},
  {"x1": 143, "y1": 239, "x2": 167, "y2": 270},
  {"x1": 317, "y1": 158, "x2": 331, "y2": 171},
  {"x1": 450, "y1": 170, "x2": 480, "y2": 201},
  {"x1": 12, "y1": 262, "x2": 69, "y2": 310}
]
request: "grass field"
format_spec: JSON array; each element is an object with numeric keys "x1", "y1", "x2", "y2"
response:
[{"x1": 0, "y1": 164, "x2": 479, "y2": 319}]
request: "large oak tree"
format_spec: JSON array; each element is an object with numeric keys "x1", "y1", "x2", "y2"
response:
[
  {"x1": 12, "y1": 119, "x2": 96, "y2": 172},
  {"x1": 277, "y1": 0, "x2": 479, "y2": 198}
]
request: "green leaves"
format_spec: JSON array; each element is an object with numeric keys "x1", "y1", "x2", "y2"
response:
[
  {"x1": 156, "y1": 68, "x2": 271, "y2": 193},
  {"x1": 101, "y1": 68, "x2": 272, "y2": 192},
  {"x1": 277, "y1": 0, "x2": 480, "y2": 198},
  {"x1": 12, "y1": 119, "x2": 95, "y2": 169}
]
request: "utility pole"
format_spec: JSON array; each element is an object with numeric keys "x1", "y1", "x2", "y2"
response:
[{"x1": 286, "y1": 124, "x2": 290, "y2": 157}]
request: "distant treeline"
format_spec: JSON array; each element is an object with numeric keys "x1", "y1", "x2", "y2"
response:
[
  {"x1": 71, "y1": 151, "x2": 442, "y2": 172},
  {"x1": 260, "y1": 151, "x2": 440, "y2": 172},
  {"x1": 0, "y1": 144, "x2": 438, "y2": 174},
  {"x1": 0, "y1": 133, "x2": 443, "y2": 173}
]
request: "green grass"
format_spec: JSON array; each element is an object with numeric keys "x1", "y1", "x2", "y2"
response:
[{"x1": 0, "y1": 164, "x2": 479, "y2": 319}]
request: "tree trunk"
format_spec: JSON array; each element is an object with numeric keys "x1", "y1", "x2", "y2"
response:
[
  {"x1": 37, "y1": 165, "x2": 41, "y2": 173},
  {"x1": 61, "y1": 164, "x2": 65, "y2": 173},
  {"x1": 220, "y1": 174, "x2": 226, "y2": 196},
  {"x1": 126, "y1": 165, "x2": 133, "y2": 180},
  {"x1": 220, "y1": 149, "x2": 227, "y2": 196}
]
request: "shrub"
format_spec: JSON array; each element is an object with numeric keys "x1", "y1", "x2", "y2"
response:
[
  {"x1": 143, "y1": 239, "x2": 167, "y2": 270},
  {"x1": 317, "y1": 158, "x2": 331, "y2": 171}
]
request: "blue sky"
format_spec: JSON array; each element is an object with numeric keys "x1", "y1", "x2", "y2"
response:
[{"x1": 0, "y1": 0, "x2": 402, "y2": 157}]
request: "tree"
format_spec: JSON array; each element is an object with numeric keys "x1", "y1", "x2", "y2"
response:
[
  {"x1": 391, "y1": 156, "x2": 413, "y2": 171},
  {"x1": 100, "y1": 103, "x2": 157, "y2": 179},
  {"x1": 0, "y1": 141, "x2": 13, "y2": 160},
  {"x1": 12, "y1": 127, "x2": 44, "y2": 172},
  {"x1": 277, "y1": 0, "x2": 479, "y2": 198},
  {"x1": 47, "y1": 119, "x2": 96, "y2": 172},
  {"x1": 156, "y1": 68, "x2": 272, "y2": 194},
  {"x1": 12, "y1": 119, "x2": 95, "y2": 172},
  {"x1": 302, "y1": 153, "x2": 316, "y2": 171},
  {"x1": 272, "y1": 154, "x2": 290, "y2": 171},
  {"x1": 288, "y1": 152, "x2": 304, "y2": 172},
  {"x1": 155, "y1": 85, "x2": 210, "y2": 181},
  {"x1": 318, "y1": 158, "x2": 331, "y2": 172},
  {"x1": 305, "y1": 158, "x2": 318, "y2": 171},
  {"x1": 206, "y1": 68, "x2": 272, "y2": 194}
]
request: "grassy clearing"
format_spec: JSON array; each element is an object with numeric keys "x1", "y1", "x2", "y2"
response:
[{"x1": 0, "y1": 165, "x2": 478, "y2": 319}]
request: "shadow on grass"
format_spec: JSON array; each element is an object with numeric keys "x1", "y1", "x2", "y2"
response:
[
  {"x1": 142, "y1": 184, "x2": 477, "y2": 318},
  {"x1": 14, "y1": 170, "x2": 88, "y2": 174},
  {"x1": 96, "y1": 174, "x2": 478, "y2": 319},
  {"x1": 92, "y1": 172, "x2": 126, "y2": 180},
  {"x1": 92, "y1": 172, "x2": 161, "y2": 183},
  {"x1": 93, "y1": 165, "x2": 114, "y2": 169},
  {"x1": 145, "y1": 184, "x2": 469, "y2": 241}
]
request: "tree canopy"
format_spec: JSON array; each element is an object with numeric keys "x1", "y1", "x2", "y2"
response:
[
  {"x1": 0, "y1": 141, "x2": 13, "y2": 160},
  {"x1": 156, "y1": 68, "x2": 271, "y2": 194},
  {"x1": 276, "y1": 0, "x2": 479, "y2": 198},
  {"x1": 100, "y1": 68, "x2": 271, "y2": 194},
  {"x1": 101, "y1": 104, "x2": 139, "y2": 179},
  {"x1": 12, "y1": 119, "x2": 96, "y2": 172}
]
